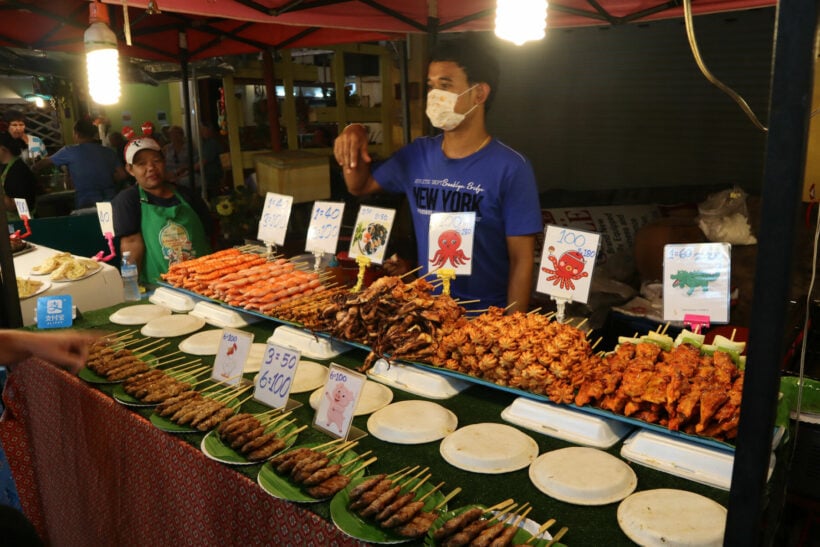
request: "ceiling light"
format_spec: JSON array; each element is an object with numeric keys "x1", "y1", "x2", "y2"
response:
[
  {"x1": 84, "y1": 1, "x2": 121, "y2": 105},
  {"x1": 495, "y1": 0, "x2": 548, "y2": 46}
]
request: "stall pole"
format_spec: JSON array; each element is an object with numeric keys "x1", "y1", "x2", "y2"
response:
[
  {"x1": 0, "y1": 202, "x2": 23, "y2": 328},
  {"x1": 179, "y1": 30, "x2": 196, "y2": 190},
  {"x1": 263, "y1": 49, "x2": 282, "y2": 152},
  {"x1": 725, "y1": 1, "x2": 818, "y2": 544},
  {"x1": 398, "y1": 37, "x2": 411, "y2": 146}
]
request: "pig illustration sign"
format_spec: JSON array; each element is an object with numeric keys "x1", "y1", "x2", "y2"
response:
[{"x1": 313, "y1": 364, "x2": 365, "y2": 439}]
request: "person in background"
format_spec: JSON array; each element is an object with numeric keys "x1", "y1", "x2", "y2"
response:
[
  {"x1": 163, "y1": 125, "x2": 195, "y2": 189},
  {"x1": 197, "y1": 121, "x2": 224, "y2": 197},
  {"x1": 5, "y1": 111, "x2": 46, "y2": 165},
  {"x1": 34, "y1": 118, "x2": 128, "y2": 210},
  {"x1": 334, "y1": 36, "x2": 543, "y2": 313},
  {"x1": 0, "y1": 132, "x2": 37, "y2": 218},
  {"x1": 112, "y1": 138, "x2": 212, "y2": 284}
]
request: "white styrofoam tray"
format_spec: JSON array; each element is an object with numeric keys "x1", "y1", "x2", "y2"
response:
[
  {"x1": 267, "y1": 325, "x2": 350, "y2": 360},
  {"x1": 620, "y1": 429, "x2": 775, "y2": 491},
  {"x1": 367, "y1": 359, "x2": 470, "y2": 400},
  {"x1": 189, "y1": 301, "x2": 261, "y2": 328},
  {"x1": 148, "y1": 287, "x2": 196, "y2": 313},
  {"x1": 501, "y1": 396, "x2": 633, "y2": 449}
]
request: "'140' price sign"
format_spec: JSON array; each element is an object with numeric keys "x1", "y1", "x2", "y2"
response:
[
  {"x1": 257, "y1": 192, "x2": 293, "y2": 246},
  {"x1": 254, "y1": 342, "x2": 301, "y2": 409},
  {"x1": 306, "y1": 201, "x2": 345, "y2": 255}
]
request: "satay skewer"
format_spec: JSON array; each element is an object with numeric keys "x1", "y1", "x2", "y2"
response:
[{"x1": 163, "y1": 359, "x2": 205, "y2": 373}]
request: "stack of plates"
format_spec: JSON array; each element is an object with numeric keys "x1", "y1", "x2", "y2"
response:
[
  {"x1": 109, "y1": 304, "x2": 171, "y2": 325},
  {"x1": 141, "y1": 314, "x2": 205, "y2": 337}
]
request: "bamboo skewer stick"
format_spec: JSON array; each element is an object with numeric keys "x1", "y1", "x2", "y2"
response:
[
  {"x1": 280, "y1": 424, "x2": 308, "y2": 441},
  {"x1": 401, "y1": 265, "x2": 424, "y2": 279},
  {"x1": 416, "y1": 481, "x2": 445, "y2": 502},
  {"x1": 485, "y1": 498, "x2": 515, "y2": 513},
  {"x1": 134, "y1": 342, "x2": 171, "y2": 358},
  {"x1": 454, "y1": 299, "x2": 481, "y2": 305},
  {"x1": 155, "y1": 355, "x2": 189, "y2": 368},
  {"x1": 524, "y1": 519, "x2": 556, "y2": 544},
  {"x1": 339, "y1": 450, "x2": 374, "y2": 469},
  {"x1": 312, "y1": 438, "x2": 346, "y2": 451},
  {"x1": 527, "y1": 307, "x2": 542, "y2": 315},
  {"x1": 163, "y1": 359, "x2": 204, "y2": 373},
  {"x1": 575, "y1": 317, "x2": 589, "y2": 329},
  {"x1": 268, "y1": 418, "x2": 297, "y2": 435},
  {"x1": 591, "y1": 336, "x2": 603, "y2": 351},
  {"x1": 129, "y1": 338, "x2": 168, "y2": 354},
  {"x1": 546, "y1": 526, "x2": 568, "y2": 546},
  {"x1": 433, "y1": 487, "x2": 462, "y2": 512},
  {"x1": 348, "y1": 456, "x2": 379, "y2": 477}
]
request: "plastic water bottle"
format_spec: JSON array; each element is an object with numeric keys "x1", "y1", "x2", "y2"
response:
[{"x1": 121, "y1": 251, "x2": 141, "y2": 302}]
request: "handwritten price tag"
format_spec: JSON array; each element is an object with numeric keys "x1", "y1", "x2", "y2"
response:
[
  {"x1": 348, "y1": 205, "x2": 396, "y2": 265},
  {"x1": 96, "y1": 202, "x2": 114, "y2": 236},
  {"x1": 14, "y1": 198, "x2": 30, "y2": 219},
  {"x1": 257, "y1": 192, "x2": 293, "y2": 246},
  {"x1": 211, "y1": 329, "x2": 254, "y2": 386},
  {"x1": 312, "y1": 363, "x2": 366, "y2": 439},
  {"x1": 536, "y1": 225, "x2": 600, "y2": 304},
  {"x1": 254, "y1": 343, "x2": 300, "y2": 409},
  {"x1": 428, "y1": 212, "x2": 476, "y2": 275},
  {"x1": 306, "y1": 201, "x2": 345, "y2": 255},
  {"x1": 663, "y1": 242, "x2": 731, "y2": 323}
]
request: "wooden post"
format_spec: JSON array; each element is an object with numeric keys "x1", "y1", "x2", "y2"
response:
[{"x1": 262, "y1": 49, "x2": 281, "y2": 152}]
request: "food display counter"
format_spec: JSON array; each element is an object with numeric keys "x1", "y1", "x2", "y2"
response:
[
  {"x1": 0, "y1": 301, "x2": 744, "y2": 546},
  {"x1": 12, "y1": 243, "x2": 124, "y2": 325}
]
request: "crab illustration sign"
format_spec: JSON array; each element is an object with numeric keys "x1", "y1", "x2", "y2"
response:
[
  {"x1": 428, "y1": 212, "x2": 476, "y2": 275},
  {"x1": 663, "y1": 242, "x2": 731, "y2": 324},
  {"x1": 536, "y1": 225, "x2": 600, "y2": 304}
]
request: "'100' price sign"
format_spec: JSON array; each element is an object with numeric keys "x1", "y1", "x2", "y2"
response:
[
  {"x1": 306, "y1": 201, "x2": 345, "y2": 255},
  {"x1": 255, "y1": 342, "x2": 301, "y2": 409},
  {"x1": 257, "y1": 192, "x2": 294, "y2": 246}
]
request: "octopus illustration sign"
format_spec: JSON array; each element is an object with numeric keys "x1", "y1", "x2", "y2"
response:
[
  {"x1": 313, "y1": 363, "x2": 366, "y2": 440},
  {"x1": 536, "y1": 225, "x2": 600, "y2": 304},
  {"x1": 428, "y1": 212, "x2": 476, "y2": 276},
  {"x1": 662, "y1": 242, "x2": 731, "y2": 324}
]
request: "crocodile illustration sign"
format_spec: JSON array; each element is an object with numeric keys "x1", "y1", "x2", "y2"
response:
[
  {"x1": 663, "y1": 243, "x2": 731, "y2": 324},
  {"x1": 670, "y1": 270, "x2": 721, "y2": 295}
]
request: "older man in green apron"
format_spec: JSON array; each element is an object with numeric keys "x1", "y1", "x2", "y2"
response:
[{"x1": 112, "y1": 138, "x2": 212, "y2": 284}]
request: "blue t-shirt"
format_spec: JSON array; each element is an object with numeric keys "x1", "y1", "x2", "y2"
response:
[
  {"x1": 50, "y1": 143, "x2": 120, "y2": 208},
  {"x1": 373, "y1": 135, "x2": 543, "y2": 307}
]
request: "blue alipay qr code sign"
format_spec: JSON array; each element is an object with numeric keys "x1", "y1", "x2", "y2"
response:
[{"x1": 36, "y1": 295, "x2": 73, "y2": 329}]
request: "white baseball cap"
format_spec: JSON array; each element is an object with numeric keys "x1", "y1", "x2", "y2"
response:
[{"x1": 124, "y1": 138, "x2": 162, "y2": 165}]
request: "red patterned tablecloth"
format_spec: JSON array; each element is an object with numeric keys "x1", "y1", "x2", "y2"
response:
[{"x1": 0, "y1": 358, "x2": 366, "y2": 546}]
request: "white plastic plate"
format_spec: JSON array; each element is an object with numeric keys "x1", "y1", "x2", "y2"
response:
[
  {"x1": 178, "y1": 329, "x2": 224, "y2": 355},
  {"x1": 243, "y1": 343, "x2": 267, "y2": 373},
  {"x1": 529, "y1": 446, "x2": 637, "y2": 505},
  {"x1": 268, "y1": 325, "x2": 351, "y2": 360},
  {"x1": 618, "y1": 489, "x2": 727, "y2": 546},
  {"x1": 439, "y1": 423, "x2": 538, "y2": 474},
  {"x1": 141, "y1": 314, "x2": 205, "y2": 338},
  {"x1": 109, "y1": 304, "x2": 172, "y2": 326},
  {"x1": 367, "y1": 400, "x2": 457, "y2": 444},
  {"x1": 149, "y1": 287, "x2": 196, "y2": 312},
  {"x1": 501, "y1": 396, "x2": 633, "y2": 449},
  {"x1": 366, "y1": 359, "x2": 470, "y2": 400},
  {"x1": 620, "y1": 429, "x2": 775, "y2": 491},
  {"x1": 291, "y1": 360, "x2": 329, "y2": 393}
]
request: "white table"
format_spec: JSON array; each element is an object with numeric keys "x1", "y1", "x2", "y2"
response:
[{"x1": 13, "y1": 244, "x2": 125, "y2": 325}]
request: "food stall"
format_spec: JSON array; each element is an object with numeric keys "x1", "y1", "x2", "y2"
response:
[{"x1": 0, "y1": 1, "x2": 814, "y2": 545}]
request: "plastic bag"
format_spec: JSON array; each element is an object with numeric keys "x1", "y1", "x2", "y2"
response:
[{"x1": 697, "y1": 186, "x2": 757, "y2": 245}]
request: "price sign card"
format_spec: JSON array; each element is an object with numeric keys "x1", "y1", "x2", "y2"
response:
[
  {"x1": 211, "y1": 328, "x2": 255, "y2": 386},
  {"x1": 348, "y1": 205, "x2": 396, "y2": 265},
  {"x1": 257, "y1": 192, "x2": 293, "y2": 246},
  {"x1": 306, "y1": 201, "x2": 345, "y2": 255},
  {"x1": 428, "y1": 212, "x2": 476, "y2": 275},
  {"x1": 96, "y1": 202, "x2": 114, "y2": 236},
  {"x1": 663, "y1": 242, "x2": 731, "y2": 324},
  {"x1": 536, "y1": 225, "x2": 600, "y2": 304},
  {"x1": 254, "y1": 342, "x2": 301, "y2": 409},
  {"x1": 36, "y1": 295, "x2": 73, "y2": 329},
  {"x1": 313, "y1": 363, "x2": 366, "y2": 439},
  {"x1": 14, "y1": 198, "x2": 31, "y2": 219}
]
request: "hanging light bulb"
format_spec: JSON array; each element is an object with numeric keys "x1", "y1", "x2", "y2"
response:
[
  {"x1": 84, "y1": 1, "x2": 121, "y2": 105},
  {"x1": 495, "y1": 0, "x2": 548, "y2": 46}
]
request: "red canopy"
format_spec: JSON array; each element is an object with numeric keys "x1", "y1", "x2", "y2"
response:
[{"x1": 0, "y1": 0, "x2": 776, "y2": 62}]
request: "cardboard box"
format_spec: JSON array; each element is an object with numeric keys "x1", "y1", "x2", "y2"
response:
[{"x1": 254, "y1": 151, "x2": 330, "y2": 203}]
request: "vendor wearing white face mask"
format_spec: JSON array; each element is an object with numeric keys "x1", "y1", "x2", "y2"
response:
[{"x1": 334, "y1": 36, "x2": 542, "y2": 313}]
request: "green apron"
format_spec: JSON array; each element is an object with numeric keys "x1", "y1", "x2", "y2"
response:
[{"x1": 139, "y1": 185, "x2": 211, "y2": 283}]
